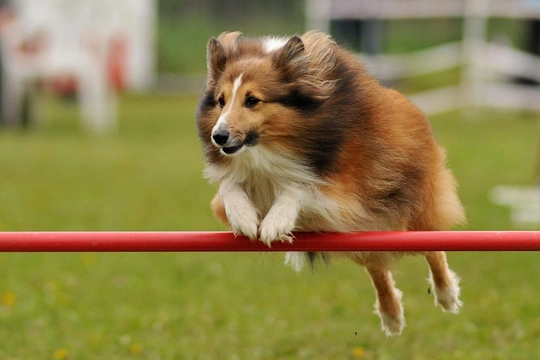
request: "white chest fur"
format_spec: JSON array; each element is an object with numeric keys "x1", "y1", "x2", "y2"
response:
[
  {"x1": 205, "y1": 147, "x2": 315, "y2": 213},
  {"x1": 205, "y1": 146, "x2": 357, "y2": 237}
]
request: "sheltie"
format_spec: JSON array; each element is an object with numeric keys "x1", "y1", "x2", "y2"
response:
[{"x1": 196, "y1": 31, "x2": 465, "y2": 336}]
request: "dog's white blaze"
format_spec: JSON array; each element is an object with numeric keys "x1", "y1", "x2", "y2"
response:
[
  {"x1": 263, "y1": 36, "x2": 288, "y2": 53},
  {"x1": 211, "y1": 73, "x2": 244, "y2": 137}
]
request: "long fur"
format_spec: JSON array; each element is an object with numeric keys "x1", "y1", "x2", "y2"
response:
[{"x1": 196, "y1": 31, "x2": 466, "y2": 335}]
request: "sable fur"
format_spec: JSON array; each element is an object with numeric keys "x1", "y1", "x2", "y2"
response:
[{"x1": 196, "y1": 31, "x2": 465, "y2": 336}]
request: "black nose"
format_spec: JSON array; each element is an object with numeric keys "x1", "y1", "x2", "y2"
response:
[{"x1": 212, "y1": 129, "x2": 229, "y2": 146}]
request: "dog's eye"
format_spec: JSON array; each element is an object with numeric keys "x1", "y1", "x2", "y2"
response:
[
  {"x1": 218, "y1": 97, "x2": 225, "y2": 108},
  {"x1": 245, "y1": 96, "x2": 260, "y2": 108}
]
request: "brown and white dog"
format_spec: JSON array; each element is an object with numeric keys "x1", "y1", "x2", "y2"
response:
[{"x1": 196, "y1": 31, "x2": 466, "y2": 336}]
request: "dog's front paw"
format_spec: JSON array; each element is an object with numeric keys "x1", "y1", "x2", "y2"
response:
[
  {"x1": 258, "y1": 214, "x2": 295, "y2": 246},
  {"x1": 227, "y1": 207, "x2": 259, "y2": 240}
]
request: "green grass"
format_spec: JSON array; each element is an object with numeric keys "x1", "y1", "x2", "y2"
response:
[
  {"x1": 1, "y1": 94, "x2": 540, "y2": 359},
  {"x1": 0, "y1": 94, "x2": 216, "y2": 231}
]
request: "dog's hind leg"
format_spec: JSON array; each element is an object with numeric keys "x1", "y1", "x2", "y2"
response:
[
  {"x1": 425, "y1": 251, "x2": 462, "y2": 313},
  {"x1": 365, "y1": 265, "x2": 405, "y2": 336}
]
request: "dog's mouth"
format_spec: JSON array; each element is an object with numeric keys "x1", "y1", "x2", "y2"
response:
[
  {"x1": 221, "y1": 144, "x2": 244, "y2": 155},
  {"x1": 217, "y1": 131, "x2": 259, "y2": 156}
]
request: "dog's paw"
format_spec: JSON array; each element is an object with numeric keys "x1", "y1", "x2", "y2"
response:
[
  {"x1": 258, "y1": 214, "x2": 295, "y2": 246},
  {"x1": 376, "y1": 310, "x2": 406, "y2": 336},
  {"x1": 373, "y1": 288, "x2": 406, "y2": 336},
  {"x1": 434, "y1": 287, "x2": 463, "y2": 314},
  {"x1": 429, "y1": 269, "x2": 463, "y2": 313},
  {"x1": 227, "y1": 207, "x2": 259, "y2": 240}
]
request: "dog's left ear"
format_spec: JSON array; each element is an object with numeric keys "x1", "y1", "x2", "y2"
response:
[{"x1": 272, "y1": 36, "x2": 307, "y2": 77}]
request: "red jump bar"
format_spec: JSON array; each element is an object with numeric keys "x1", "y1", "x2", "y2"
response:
[{"x1": 0, "y1": 231, "x2": 539, "y2": 252}]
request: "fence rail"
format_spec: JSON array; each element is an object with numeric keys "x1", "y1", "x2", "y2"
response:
[{"x1": 0, "y1": 231, "x2": 539, "y2": 252}]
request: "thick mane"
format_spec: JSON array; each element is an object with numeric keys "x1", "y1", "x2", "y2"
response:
[{"x1": 300, "y1": 31, "x2": 339, "y2": 99}]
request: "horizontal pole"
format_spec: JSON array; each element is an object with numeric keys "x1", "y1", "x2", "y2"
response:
[{"x1": 0, "y1": 231, "x2": 539, "y2": 252}]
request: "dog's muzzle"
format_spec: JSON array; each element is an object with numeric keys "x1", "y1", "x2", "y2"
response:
[{"x1": 211, "y1": 127, "x2": 259, "y2": 155}]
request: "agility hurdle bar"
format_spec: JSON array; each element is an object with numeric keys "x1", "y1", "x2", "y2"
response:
[{"x1": 0, "y1": 231, "x2": 540, "y2": 252}]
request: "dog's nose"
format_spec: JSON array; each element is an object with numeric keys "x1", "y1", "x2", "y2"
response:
[{"x1": 212, "y1": 129, "x2": 229, "y2": 146}]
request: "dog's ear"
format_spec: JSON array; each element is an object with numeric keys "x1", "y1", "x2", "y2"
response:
[
  {"x1": 216, "y1": 31, "x2": 242, "y2": 50},
  {"x1": 273, "y1": 36, "x2": 305, "y2": 67},
  {"x1": 272, "y1": 36, "x2": 307, "y2": 77},
  {"x1": 206, "y1": 37, "x2": 227, "y2": 80},
  {"x1": 206, "y1": 32, "x2": 242, "y2": 80}
]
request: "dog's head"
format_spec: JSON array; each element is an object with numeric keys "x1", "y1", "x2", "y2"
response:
[{"x1": 196, "y1": 31, "x2": 338, "y2": 161}]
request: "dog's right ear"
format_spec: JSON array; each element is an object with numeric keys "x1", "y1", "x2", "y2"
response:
[
  {"x1": 206, "y1": 32, "x2": 242, "y2": 80},
  {"x1": 206, "y1": 37, "x2": 226, "y2": 80}
]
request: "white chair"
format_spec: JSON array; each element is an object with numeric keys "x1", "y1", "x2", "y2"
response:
[{"x1": 0, "y1": 0, "x2": 117, "y2": 132}]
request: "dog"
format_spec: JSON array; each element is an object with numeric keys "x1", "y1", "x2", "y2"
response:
[{"x1": 196, "y1": 31, "x2": 466, "y2": 336}]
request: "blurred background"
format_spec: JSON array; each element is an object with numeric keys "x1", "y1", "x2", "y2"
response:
[{"x1": 1, "y1": 0, "x2": 540, "y2": 359}]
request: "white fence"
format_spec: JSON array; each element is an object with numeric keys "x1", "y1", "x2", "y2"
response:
[{"x1": 306, "y1": 0, "x2": 540, "y2": 114}]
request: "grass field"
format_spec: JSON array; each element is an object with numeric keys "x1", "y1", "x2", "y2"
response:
[{"x1": 1, "y1": 93, "x2": 540, "y2": 359}]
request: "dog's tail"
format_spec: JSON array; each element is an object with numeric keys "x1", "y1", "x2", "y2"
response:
[{"x1": 307, "y1": 252, "x2": 329, "y2": 269}]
